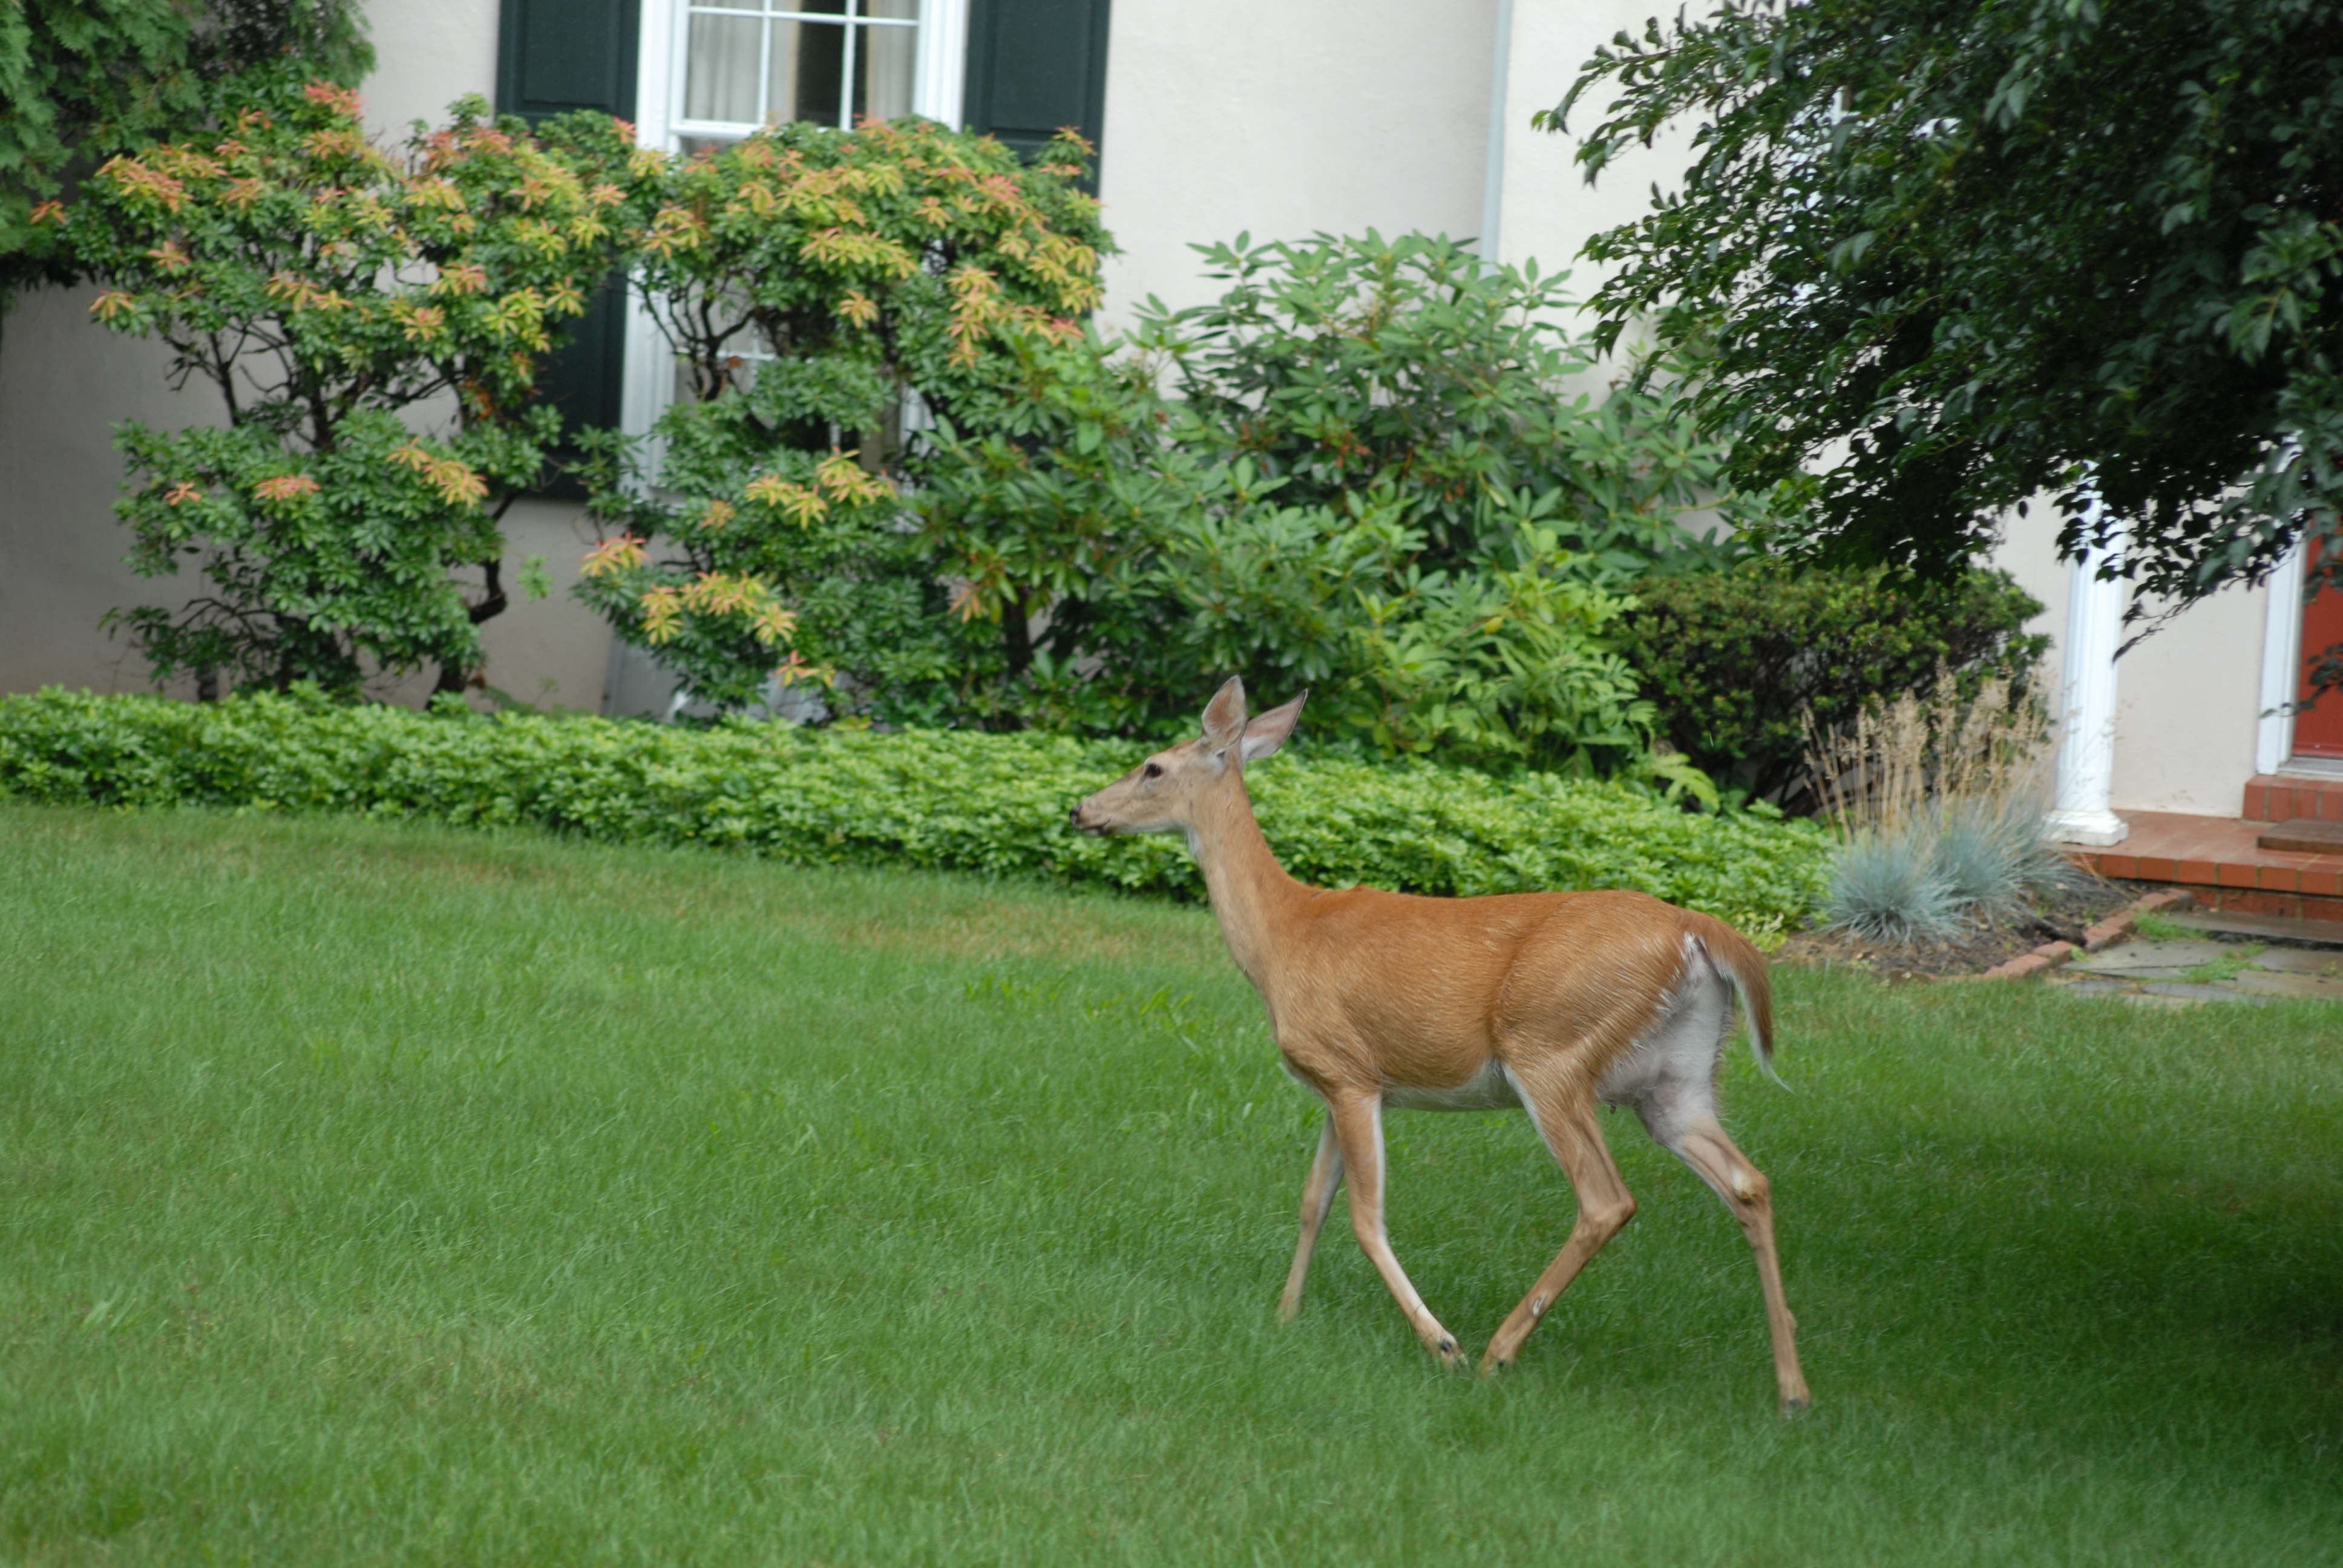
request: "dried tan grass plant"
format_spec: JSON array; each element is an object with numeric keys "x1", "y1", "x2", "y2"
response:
[{"x1": 1801, "y1": 667, "x2": 2051, "y2": 839}]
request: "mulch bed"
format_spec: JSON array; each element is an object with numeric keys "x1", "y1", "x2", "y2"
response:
[{"x1": 1774, "y1": 873, "x2": 2145, "y2": 982}]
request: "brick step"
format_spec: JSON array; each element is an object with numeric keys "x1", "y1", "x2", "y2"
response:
[
  {"x1": 2066, "y1": 809, "x2": 2343, "y2": 924},
  {"x1": 2243, "y1": 773, "x2": 2343, "y2": 823},
  {"x1": 2260, "y1": 820, "x2": 2343, "y2": 854}
]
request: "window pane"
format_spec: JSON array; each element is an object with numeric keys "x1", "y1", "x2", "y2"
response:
[
  {"x1": 856, "y1": 20, "x2": 917, "y2": 122},
  {"x1": 773, "y1": 19, "x2": 847, "y2": 128},
  {"x1": 694, "y1": 0, "x2": 760, "y2": 9},
  {"x1": 683, "y1": 12, "x2": 764, "y2": 124},
  {"x1": 866, "y1": 0, "x2": 919, "y2": 18}
]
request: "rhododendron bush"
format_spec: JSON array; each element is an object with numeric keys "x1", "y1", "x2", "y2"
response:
[{"x1": 47, "y1": 79, "x2": 650, "y2": 696}]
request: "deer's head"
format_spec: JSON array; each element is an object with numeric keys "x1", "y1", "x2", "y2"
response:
[{"x1": 1069, "y1": 677, "x2": 1306, "y2": 837}]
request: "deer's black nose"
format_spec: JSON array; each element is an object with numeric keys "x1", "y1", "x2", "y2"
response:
[{"x1": 1068, "y1": 806, "x2": 1083, "y2": 828}]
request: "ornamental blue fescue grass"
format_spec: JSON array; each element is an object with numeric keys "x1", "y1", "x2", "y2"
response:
[
  {"x1": 1825, "y1": 827, "x2": 1962, "y2": 944},
  {"x1": 0, "y1": 688, "x2": 1829, "y2": 935}
]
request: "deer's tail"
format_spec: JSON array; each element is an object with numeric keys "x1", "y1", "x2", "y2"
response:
[{"x1": 1690, "y1": 917, "x2": 1784, "y2": 1089}]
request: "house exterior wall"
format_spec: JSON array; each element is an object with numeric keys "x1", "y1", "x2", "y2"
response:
[
  {"x1": 0, "y1": 285, "x2": 212, "y2": 699},
  {"x1": 0, "y1": 0, "x2": 2292, "y2": 820},
  {"x1": 1992, "y1": 509, "x2": 2270, "y2": 819},
  {"x1": 1092, "y1": 0, "x2": 1499, "y2": 323}
]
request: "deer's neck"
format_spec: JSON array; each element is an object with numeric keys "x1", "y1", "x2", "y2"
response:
[{"x1": 1187, "y1": 773, "x2": 1306, "y2": 993}]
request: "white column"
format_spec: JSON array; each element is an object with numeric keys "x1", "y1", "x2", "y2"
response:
[
  {"x1": 1478, "y1": 0, "x2": 1515, "y2": 260},
  {"x1": 2043, "y1": 503, "x2": 2130, "y2": 845}
]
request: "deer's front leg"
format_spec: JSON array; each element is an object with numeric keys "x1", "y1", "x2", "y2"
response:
[
  {"x1": 1278, "y1": 1116, "x2": 1343, "y2": 1322},
  {"x1": 1328, "y1": 1092, "x2": 1463, "y2": 1368}
]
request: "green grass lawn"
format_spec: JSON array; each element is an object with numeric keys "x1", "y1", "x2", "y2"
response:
[{"x1": 2, "y1": 803, "x2": 2338, "y2": 1566}]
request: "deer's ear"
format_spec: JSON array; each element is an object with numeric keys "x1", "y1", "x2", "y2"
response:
[
  {"x1": 1201, "y1": 676, "x2": 1247, "y2": 752},
  {"x1": 1240, "y1": 691, "x2": 1306, "y2": 763}
]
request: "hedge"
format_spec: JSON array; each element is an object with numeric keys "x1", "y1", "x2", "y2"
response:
[
  {"x1": 0, "y1": 689, "x2": 1829, "y2": 936},
  {"x1": 1619, "y1": 558, "x2": 2049, "y2": 809}
]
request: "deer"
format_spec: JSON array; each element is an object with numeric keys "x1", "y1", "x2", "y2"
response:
[{"x1": 1069, "y1": 677, "x2": 1810, "y2": 1415}]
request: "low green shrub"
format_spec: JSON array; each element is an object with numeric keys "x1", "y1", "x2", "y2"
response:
[
  {"x1": 1617, "y1": 558, "x2": 2049, "y2": 808},
  {"x1": 0, "y1": 690, "x2": 1827, "y2": 934}
]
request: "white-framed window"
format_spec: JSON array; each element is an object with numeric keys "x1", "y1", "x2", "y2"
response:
[
  {"x1": 635, "y1": 0, "x2": 967, "y2": 161},
  {"x1": 674, "y1": 1, "x2": 920, "y2": 145},
  {"x1": 622, "y1": 0, "x2": 969, "y2": 437}
]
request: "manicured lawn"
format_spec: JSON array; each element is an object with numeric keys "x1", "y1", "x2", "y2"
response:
[{"x1": 1, "y1": 803, "x2": 2338, "y2": 1565}]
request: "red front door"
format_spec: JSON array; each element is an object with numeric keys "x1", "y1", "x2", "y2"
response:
[{"x1": 2298, "y1": 541, "x2": 2343, "y2": 756}]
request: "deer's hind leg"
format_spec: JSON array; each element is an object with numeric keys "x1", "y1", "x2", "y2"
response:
[
  {"x1": 1629, "y1": 976, "x2": 1809, "y2": 1414},
  {"x1": 1646, "y1": 1102, "x2": 1810, "y2": 1417},
  {"x1": 1480, "y1": 1072, "x2": 1637, "y2": 1375}
]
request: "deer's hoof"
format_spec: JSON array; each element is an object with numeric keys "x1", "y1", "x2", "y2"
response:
[
  {"x1": 1479, "y1": 1351, "x2": 1512, "y2": 1379},
  {"x1": 1780, "y1": 1394, "x2": 1811, "y2": 1419}
]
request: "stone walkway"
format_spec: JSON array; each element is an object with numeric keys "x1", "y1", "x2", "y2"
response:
[{"x1": 2045, "y1": 910, "x2": 2343, "y2": 1005}]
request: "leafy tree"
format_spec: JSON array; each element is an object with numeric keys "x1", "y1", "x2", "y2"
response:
[
  {"x1": 575, "y1": 117, "x2": 1112, "y2": 720},
  {"x1": 0, "y1": 0, "x2": 371, "y2": 318},
  {"x1": 48, "y1": 79, "x2": 650, "y2": 695},
  {"x1": 1556, "y1": 0, "x2": 2343, "y2": 616}
]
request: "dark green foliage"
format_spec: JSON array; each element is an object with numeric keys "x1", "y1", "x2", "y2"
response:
[
  {"x1": 52, "y1": 83, "x2": 650, "y2": 693},
  {"x1": 1615, "y1": 560, "x2": 2048, "y2": 806},
  {"x1": 0, "y1": 688, "x2": 1829, "y2": 930},
  {"x1": 919, "y1": 233, "x2": 1773, "y2": 777},
  {"x1": 1557, "y1": 0, "x2": 2343, "y2": 613},
  {"x1": 0, "y1": 0, "x2": 372, "y2": 313},
  {"x1": 1140, "y1": 232, "x2": 1765, "y2": 581}
]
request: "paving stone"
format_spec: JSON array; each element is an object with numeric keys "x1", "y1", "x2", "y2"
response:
[
  {"x1": 2230, "y1": 967, "x2": 2343, "y2": 1001},
  {"x1": 2135, "y1": 981, "x2": 2269, "y2": 1004},
  {"x1": 2066, "y1": 939, "x2": 2230, "y2": 974},
  {"x1": 2048, "y1": 976, "x2": 2140, "y2": 996},
  {"x1": 2161, "y1": 909, "x2": 2343, "y2": 947},
  {"x1": 2239, "y1": 946, "x2": 2343, "y2": 977}
]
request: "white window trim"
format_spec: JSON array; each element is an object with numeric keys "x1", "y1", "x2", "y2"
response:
[
  {"x1": 621, "y1": 0, "x2": 969, "y2": 443},
  {"x1": 2257, "y1": 538, "x2": 2306, "y2": 776}
]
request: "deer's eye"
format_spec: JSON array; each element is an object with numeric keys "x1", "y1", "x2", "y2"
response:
[{"x1": 1142, "y1": 762, "x2": 1163, "y2": 780}]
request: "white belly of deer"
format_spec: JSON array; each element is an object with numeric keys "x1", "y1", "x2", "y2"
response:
[{"x1": 1383, "y1": 1058, "x2": 1521, "y2": 1111}]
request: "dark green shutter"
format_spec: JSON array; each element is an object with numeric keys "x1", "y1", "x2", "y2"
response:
[
  {"x1": 963, "y1": 0, "x2": 1112, "y2": 178},
  {"x1": 497, "y1": 0, "x2": 639, "y2": 126},
  {"x1": 497, "y1": 0, "x2": 640, "y2": 492}
]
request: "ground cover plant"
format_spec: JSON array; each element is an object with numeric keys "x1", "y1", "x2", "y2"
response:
[
  {"x1": 1, "y1": 805, "x2": 2338, "y2": 1564},
  {"x1": 0, "y1": 688, "x2": 1829, "y2": 934}
]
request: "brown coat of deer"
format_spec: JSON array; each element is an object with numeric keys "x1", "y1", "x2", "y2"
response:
[{"x1": 1069, "y1": 678, "x2": 1810, "y2": 1414}]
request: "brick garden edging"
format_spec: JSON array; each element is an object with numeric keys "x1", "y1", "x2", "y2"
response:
[{"x1": 1971, "y1": 888, "x2": 2198, "y2": 981}]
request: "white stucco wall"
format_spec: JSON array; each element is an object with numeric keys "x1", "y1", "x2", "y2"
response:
[
  {"x1": 1492, "y1": 1, "x2": 1696, "y2": 299},
  {"x1": 0, "y1": 286, "x2": 215, "y2": 698},
  {"x1": 1990, "y1": 509, "x2": 2270, "y2": 818},
  {"x1": 362, "y1": 0, "x2": 500, "y2": 141},
  {"x1": 1093, "y1": 0, "x2": 1501, "y2": 324}
]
